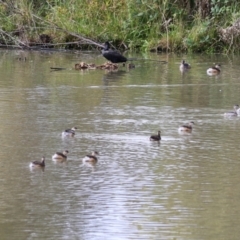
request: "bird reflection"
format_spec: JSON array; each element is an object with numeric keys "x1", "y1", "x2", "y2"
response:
[{"x1": 102, "y1": 70, "x2": 127, "y2": 84}]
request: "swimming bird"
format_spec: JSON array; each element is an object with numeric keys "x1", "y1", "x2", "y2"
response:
[
  {"x1": 82, "y1": 151, "x2": 99, "y2": 163},
  {"x1": 62, "y1": 127, "x2": 77, "y2": 137},
  {"x1": 207, "y1": 64, "x2": 221, "y2": 75},
  {"x1": 237, "y1": 108, "x2": 240, "y2": 116},
  {"x1": 224, "y1": 105, "x2": 239, "y2": 117},
  {"x1": 29, "y1": 157, "x2": 45, "y2": 168},
  {"x1": 150, "y1": 131, "x2": 161, "y2": 141},
  {"x1": 178, "y1": 121, "x2": 194, "y2": 133},
  {"x1": 101, "y1": 41, "x2": 127, "y2": 63},
  {"x1": 179, "y1": 60, "x2": 191, "y2": 71},
  {"x1": 52, "y1": 150, "x2": 69, "y2": 161}
]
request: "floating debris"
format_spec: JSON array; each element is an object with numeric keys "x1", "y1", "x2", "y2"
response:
[
  {"x1": 50, "y1": 61, "x2": 134, "y2": 72},
  {"x1": 50, "y1": 67, "x2": 67, "y2": 71},
  {"x1": 96, "y1": 62, "x2": 119, "y2": 71},
  {"x1": 17, "y1": 57, "x2": 27, "y2": 61},
  {"x1": 75, "y1": 61, "x2": 119, "y2": 71},
  {"x1": 75, "y1": 62, "x2": 96, "y2": 70}
]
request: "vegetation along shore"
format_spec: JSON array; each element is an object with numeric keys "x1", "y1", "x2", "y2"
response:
[{"x1": 0, "y1": 0, "x2": 240, "y2": 53}]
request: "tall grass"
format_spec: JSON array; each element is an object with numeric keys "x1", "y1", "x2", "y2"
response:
[{"x1": 1, "y1": 0, "x2": 240, "y2": 52}]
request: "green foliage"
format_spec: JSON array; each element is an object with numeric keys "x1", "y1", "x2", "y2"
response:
[
  {"x1": 183, "y1": 19, "x2": 214, "y2": 52},
  {"x1": 211, "y1": 0, "x2": 231, "y2": 18},
  {"x1": 210, "y1": 0, "x2": 240, "y2": 25},
  {"x1": 0, "y1": 0, "x2": 240, "y2": 52}
]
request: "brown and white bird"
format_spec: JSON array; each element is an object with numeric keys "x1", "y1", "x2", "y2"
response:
[
  {"x1": 179, "y1": 60, "x2": 191, "y2": 72},
  {"x1": 61, "y1": 127, "x2": 77, "y2": 137},
  {"x1": 52, "y1": 150, "x2": 69, "y2": 161},
  {"x1": 82, "y1": 151, "x2": 99, "y2": 163},
  {"x1": 207, "y1": 64, "x2": 221, "y2": 75},
  {"x1": 29, "y1": 157, "x2": 45, "y2": 168},
  {"x1": 178, "y1": 121, "x2": 194, "y2": 133}
]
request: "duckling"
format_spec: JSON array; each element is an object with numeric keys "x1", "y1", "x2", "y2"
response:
[
  {"x1": 178, "y1": 121, "x2": 194, "y2": 133},
  {"x1": 82, "y1": 151, "x2": 99, "y2": 163},
  {"x1": 179, "y1": 60, "x2": 191, "y2": 71},
  {"x1": 150, "y1": 131, "x2": 161, "y2": 141},
  {"x1": 52, "y1": 150, "x2": 69, "y2": 161},
  {"x1": 29, "y1": 157, "x2": 45, "y2": 168},
  {"x1": 224, "y1": 105, "x2": 239, "y2": 117},
  {"x1": 207, "y1": 64, "x2": 221, "y2": 75},
  {"x1": 62, "y1": 127, "x2": 77, "y2": 137}
]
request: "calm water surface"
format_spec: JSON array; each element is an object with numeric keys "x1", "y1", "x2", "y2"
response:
[{"x1": 0, "y1": 49, "x2": 240, "y2": 240}]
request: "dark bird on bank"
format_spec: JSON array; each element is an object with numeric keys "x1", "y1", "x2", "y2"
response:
[
  {"x1": 101, "y1": 41, "x2": 128, "y2": 63},
  {"x1": 150, "y1": 131, "x2": 161, "y2": 141}
]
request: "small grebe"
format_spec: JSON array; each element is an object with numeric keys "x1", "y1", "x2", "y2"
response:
[
  {"x1": 178, "y1": 121, "x2": 194, "y2": 133},
  {"x1": 29, "y1": 157, "x2": 45, "y2": 168},
  {"x1": 207, "y1": 64, "x2": 221, "y2": 75},
  {"x1": 224, "y1": 105, "x2": 239, "y2": 117},
  {"x1": 179, "y1": 60, "x2": 191, "y2": 71},
  {"x1": 62, "y1": 127, "x2": 77, "y2": 137},
  {"x1": 150, "y1": 131, "x2": 161, "y2": 141},
  {"x1": 52, "y1": 150, "x2": 69, "y2": 161},
  {"x1": 82, "y1": 151, "x2": 99, "y2": 163}
]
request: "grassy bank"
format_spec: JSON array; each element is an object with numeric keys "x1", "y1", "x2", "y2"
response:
[{"x1": 1, "y1": 0, "x2": 240, "y2": 53}]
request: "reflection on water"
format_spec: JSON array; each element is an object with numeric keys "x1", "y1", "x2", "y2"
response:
[
  {"x1": 102, "y1": 70, "x2": 128, "y2": 84},
  {"x1": 0, "y1": 50, "x2": 240, "y2": 239}
]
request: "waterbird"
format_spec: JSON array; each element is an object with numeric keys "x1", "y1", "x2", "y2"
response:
[
  {"x1": 29, "y1": 157, "x2": 45, "y2": 168},
  {"x1": 101, "y1": 41, "x2": 127, "y2": 63},
  {"x1": 52, "y1": 150, "x2": 69, "y2": 161},
  {"x1": 101, "y1": 41, "x2": 167, "y2": 64},
  {"x1": 224, "y1": 105, "x2": 239, "y2": 117},
  {"x1": 150, "y1": 131, "x2": 161, "y2": 141},
  {"x1": 82, "y1": 151, "x2": 99, "y2": 163},
  {"x1": 179, "y1": 60, "x2": 191, "y2": 71},
  {"x1": 178, "y1": 121, "x2": 195, "y2": 133},
  {"x1": 207, "y1": 64, "x2": 221, "y2": 75},
  {"x1": 62, "y1": 127, "x2": 77, "y2": 137}
]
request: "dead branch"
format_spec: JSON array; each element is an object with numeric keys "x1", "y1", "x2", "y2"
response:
[{"x1": 0, "y1": 28, "x2": 31, "y2": 49}]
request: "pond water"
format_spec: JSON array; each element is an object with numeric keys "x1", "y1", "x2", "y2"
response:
[{"x1": 0, "y1": 49, "x2": 240, "y2": 240}]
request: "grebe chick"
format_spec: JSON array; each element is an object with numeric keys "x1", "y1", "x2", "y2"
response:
[
  {"x1": 150, "y1": 131, "x2": 161, "y2": 141},
  {"x1": 52, "y1": 150, "x2": 69, "y2": 161},
  {"x1": 101, "y1": 41, "x2": 127, "y2": 63},
  {"x1": 207, "y1": 64, "x2": 221, "y2": 75},
  {"x1": 82, "y1": 151, "x2": 99, "y2": 163},
  {"x1": 29, "y1": 157, "x2": 45, "y2": 168},
  {"x1": 178, "y1": 121, "x2": 194, "y2": 133},
  {"x1": 62, "y1": 127, "x2": 77, "y2": 137},
  {"x1": 179, "y1": 60, "x2": 191, "y2": 71},
  {"x1": 224, "y1": 105, "x2": 239, "y2": 117}
]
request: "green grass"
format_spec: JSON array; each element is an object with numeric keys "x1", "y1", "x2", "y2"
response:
[{"x1": 0, "y1": 0, "x2": 240, "y2": 53}]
